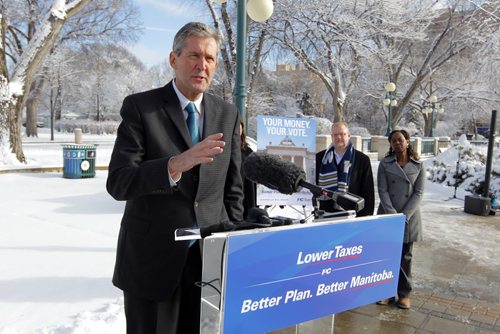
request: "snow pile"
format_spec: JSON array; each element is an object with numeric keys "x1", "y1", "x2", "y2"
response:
[
  {"x1": 426, "y1": 135, "x2": 500, "y2": 198},
  {"x1": 42, "y1": 299, "x2": 125, "y2": 334},
  {"x1": 1, "y1": 299, "x2": 124, "y2": 334}
]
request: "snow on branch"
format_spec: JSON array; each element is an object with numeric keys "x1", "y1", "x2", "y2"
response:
[
  {"x1": 10, "y1": 0, "x2": 92, "y2": 97},
  {"x1": 0, "y1": 75, "x2": 20, "y2": 103},
  {"x1": 51, "y1": 0, "x2": 68, "y2": 20}
]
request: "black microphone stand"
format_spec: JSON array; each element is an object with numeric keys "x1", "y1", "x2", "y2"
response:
[
  {"x1": 307, "y1": 183, "x2": 363, "y2": 220},
  {"x1": 446, "y1": 152, "x2": 461, "y2": 201},
  {"x1": 453, "y1": 152, "x2": 460, "y2": 199}
]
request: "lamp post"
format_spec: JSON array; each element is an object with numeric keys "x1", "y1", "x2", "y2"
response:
[
  {"x1": 423, "y1": 95, "x2": 444, "y2": 137},
  {"x1": 212, "y1": 0, "x2": 274, "y2": 129},
  {"x1": 383, "y1": 82, "x2": 397, "y2": 136}
]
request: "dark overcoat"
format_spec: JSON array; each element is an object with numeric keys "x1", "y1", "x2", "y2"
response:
[{"x1": 106, "y1": 82, "x2": 243, "y2": 301}]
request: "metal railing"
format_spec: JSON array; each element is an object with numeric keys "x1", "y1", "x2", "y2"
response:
[
  {"x1": 361, "y1": 138, "x2": 371, "y2": 152},
  {"x1": 421, "y1": 138, "x2": 435, "y2": 155},
  {"x1": 355, "y1": 136, "x2": 498, "y2": 156}
]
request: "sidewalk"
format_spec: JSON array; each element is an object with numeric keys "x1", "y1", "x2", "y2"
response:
[
  {"x1": 334, "y1": 289, "x2": 500, "y2": 333},
  {"x1": 271, "y1": 288, "x2": 500, "y2": 333}
]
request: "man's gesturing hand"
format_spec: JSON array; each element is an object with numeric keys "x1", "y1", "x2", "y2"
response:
[{"x1": 168, "y1": 133, "x2": 225, "y2": 179}]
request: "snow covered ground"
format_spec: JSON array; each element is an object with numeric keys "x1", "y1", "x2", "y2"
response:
[
  {"x1": 0, "y1": 129, "x2": 498, "y2": 333},
  {"x1": 0, "y1": 171, "x2": 125, "y2": 334}
]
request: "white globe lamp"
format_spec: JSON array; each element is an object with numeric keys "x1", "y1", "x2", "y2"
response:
[{"x1": 247, "y1": 0, "x2": 274, "y2": 22}]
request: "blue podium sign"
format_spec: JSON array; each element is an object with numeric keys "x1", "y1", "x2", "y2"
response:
[{"x1": 221, "y1": 215, "x2": 405, "y2": 334}]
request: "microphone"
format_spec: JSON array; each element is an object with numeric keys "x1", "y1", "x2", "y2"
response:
[
  {"x1": 243, "y1": 152, "x2": 365, "y2": 212},
  {"x1": 243, "y1": 152, "x2": 333, "y2": 197},
  {"x1": 330, "y1": 192, "x2": 365, "y2": 212},
  {"x1": 243, "y1": 152, "x2": 304, "y2": 194},
  {"x1": 243, "y1": 152, "x2": 330, "y2": 197}
]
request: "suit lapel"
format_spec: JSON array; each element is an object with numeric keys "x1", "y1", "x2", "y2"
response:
[{"x1": 161, "y1": 82, "x2": 192, "y2": 147}]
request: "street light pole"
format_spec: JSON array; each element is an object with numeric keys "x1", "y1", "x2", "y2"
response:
[
  {"x1": 212, "y1": 0, "x2": 273, "y2": 129},
  {"x1": 428, "y1": 95, "x2": 437, "y2": 137},
  {"x1": 235, "y1": 0, "x2": 248, "y2": 128},
  {"x1": 430, "y1": 107, "x2": 434, "y2": 137},
  {"x1": 383, "y1": 82, "x2": 397, "y2": 136},
  {"x1": 422, "y1": 95, "x2": 444, "y2": 137}
]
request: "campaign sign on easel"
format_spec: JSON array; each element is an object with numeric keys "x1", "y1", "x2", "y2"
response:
[
  {"x1": 256, "y1": 115, "x2": 316, "y2": 206},
  {"x1": 221, "y1": 215, "x2": 405, "y2": 334}
]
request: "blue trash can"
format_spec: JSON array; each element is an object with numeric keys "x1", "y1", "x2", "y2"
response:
[{"x1": 62, "y1": 144, "x2": 97, "y2": 179}]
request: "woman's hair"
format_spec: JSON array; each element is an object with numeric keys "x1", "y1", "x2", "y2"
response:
[
  {"x1": 240, "y1": 120, "x2": 248, "y2": 150},
  {"x1": 386, "y1": 129, "x2": 419, "y2": 160}
]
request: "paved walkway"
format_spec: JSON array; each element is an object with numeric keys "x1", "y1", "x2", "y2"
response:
[
  {"x1": 271, "y1": 289, "x2": 500, "y2": 333},
  {"x1": 333, "y1": 289, "x2": 500, "y2": 333}
]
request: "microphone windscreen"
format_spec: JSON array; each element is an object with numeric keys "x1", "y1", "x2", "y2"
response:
[{"x1": 243, "y1": 152, "x2": 305, "y2": 194}]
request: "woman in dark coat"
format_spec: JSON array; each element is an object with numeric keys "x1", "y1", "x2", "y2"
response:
[{"x1": 376, "y1": 129, "x2": 425, "y2": 310}]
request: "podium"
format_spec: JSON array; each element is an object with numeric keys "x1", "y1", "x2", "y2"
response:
[{"x1": 199, "y1": 214, "x2": 405, "y2": 334}]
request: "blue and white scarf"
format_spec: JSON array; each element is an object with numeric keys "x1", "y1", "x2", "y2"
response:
[{"x1": 318, "y1": 142, "x2": 355, "y2": 194}]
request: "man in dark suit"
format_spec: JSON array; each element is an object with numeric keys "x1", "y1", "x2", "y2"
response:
[
  {"x1": 107, "y1": 22, "x2": 243, "y2": 333},
  {"x1": 315, "y1": 122, "x2": 374, "y2": 217}
]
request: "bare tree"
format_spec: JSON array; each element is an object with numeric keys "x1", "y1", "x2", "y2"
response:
[
  {"x1": 4, "y1": 0, "x2": 139, "y2": 138},
  {"x1": 268, "y1": 0, "x2": 409, "y2": 122},
  {"x1": 375, "y1": 0, "x2": 500, "y2": 133},
  {"x1": 60, "y1": 43, "x2": 148, "y2": 122},
  {"x1": 1, "y1": 0, "x2": 96, "y2": 163},
  {"x1": 0, "y1": 0, "x2": 140, "y2": 162}
]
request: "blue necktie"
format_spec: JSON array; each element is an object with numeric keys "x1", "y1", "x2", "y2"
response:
[
  {"x1": 186, "y1": 102, "x2": 200, "y2": 248},
  {"x1": 185, "y1": 102, "x2": 200, "y2": 144}
]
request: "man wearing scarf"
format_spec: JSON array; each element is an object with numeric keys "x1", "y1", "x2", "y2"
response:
[{"x1": 315, "y1": 122, "x2": 375, "y2": 217}]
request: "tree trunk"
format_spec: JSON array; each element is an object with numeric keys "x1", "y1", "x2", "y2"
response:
[
  {"x1": 0, "y1": 102, "x2": 9, "y2": 158},
  {"x1": 246, "y1": 29, "x2": 266, "y2": 118},
  {"x1": 8, "y1": 101, "x2": 26, "y2": 162},
  {"x1": 96, "y1": 97, "x2": 102, "y2": 121},
  {"x1": 26, "y1": 97, "x2": 38, "y2": 137},
  {"x1": 0, "y1": 15, "x2": 10, "y2": 154},
  {"x1": 25, "y1": 76, "x2": 46, "y2": 137},
  {"x1": 333, "y1": 104, "x2": 343, "y2": 123},
  {"x1": 54, "y1": 75, "x2": 63, "y2": 120},
  {"x1": 51, "y1": 74, "x2": 63, "y2": 125}
]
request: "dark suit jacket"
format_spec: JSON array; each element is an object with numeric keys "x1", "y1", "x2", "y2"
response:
[
  {"x1": 241, "y1": 145, "x2": 257, "y2": 219},
  {"x1": 107, "y1": 82, "x2": 243, "y2": 301},
  {"x1": 315, "y1": 148, "x2": 375, "y2": 217}
]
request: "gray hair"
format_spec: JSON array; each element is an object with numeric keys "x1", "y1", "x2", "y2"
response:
[{"x1": 172, "y1": 22, "x2": 220, "y2": 55}]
